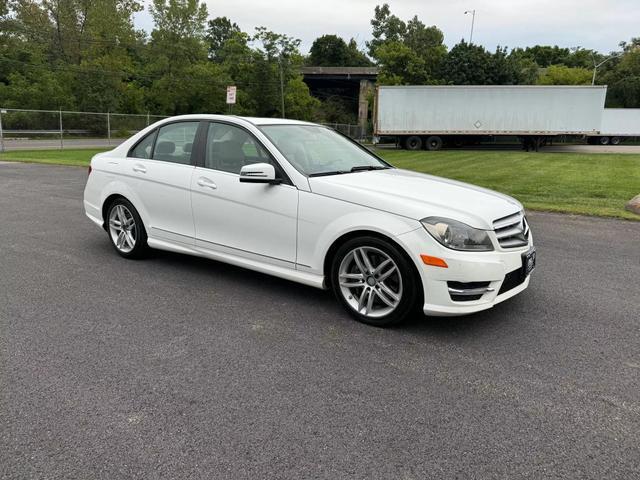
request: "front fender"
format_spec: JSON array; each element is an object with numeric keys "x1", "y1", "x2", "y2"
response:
[{"x1": 296, "y1": 191, "x2": 421, "y2": 274}]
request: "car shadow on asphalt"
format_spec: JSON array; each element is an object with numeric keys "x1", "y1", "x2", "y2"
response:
[{"x1": 136, "y1": 248, "x2": 523, "y2": 339}]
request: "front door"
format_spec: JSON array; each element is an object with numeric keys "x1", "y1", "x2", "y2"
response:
[{"x1": 190, "y1": 121, "x2": 298, "y2": 266}]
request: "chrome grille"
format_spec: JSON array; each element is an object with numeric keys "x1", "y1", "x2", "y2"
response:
[{"x1": 493, "y1": 211, "x2": 529, "y2": 248}]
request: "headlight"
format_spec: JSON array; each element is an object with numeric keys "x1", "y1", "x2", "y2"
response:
[{"x1": 421, "y1": 217, "x2": 494, "y2": 252}]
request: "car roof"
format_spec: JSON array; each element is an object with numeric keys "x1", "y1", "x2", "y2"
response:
[{"x1": 156, "y1": 114, "x2": 316, "y2": 127}]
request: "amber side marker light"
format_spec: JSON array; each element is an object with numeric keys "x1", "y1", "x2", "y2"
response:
[{"x1": 420, "y1": 255, "x2": 448, "y2": 268}]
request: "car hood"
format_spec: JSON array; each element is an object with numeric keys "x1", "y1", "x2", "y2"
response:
[{"x1": 308, "y1": 168, "x2": 523, "y2": 230}]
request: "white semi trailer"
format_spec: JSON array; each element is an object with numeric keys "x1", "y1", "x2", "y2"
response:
[
  {"x1": 373, "y1": 85, "x2": 607, "y2": 150},
  {"x1": 587, "y1": 108, "x2": 640, "y2": 145}
]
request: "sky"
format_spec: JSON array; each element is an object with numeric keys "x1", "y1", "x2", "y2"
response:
[{"x1": 134, "y1": 0, "x2": 640, "y2": 54}]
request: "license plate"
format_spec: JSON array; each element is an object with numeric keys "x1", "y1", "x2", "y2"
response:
[{"x1": 522, "y1": 247, "x2": 536, "y2": 277}]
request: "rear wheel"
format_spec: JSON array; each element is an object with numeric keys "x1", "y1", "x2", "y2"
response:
[
  {"x1": 404, "y1": 136, "x2": 422, "y2": 151},
  {"x1": 330, "y1": 236, "x2": 420, "y2": 327},
  {"x1": 599, "y1": 136, "x2": 610, "y2": 145},
  {"x1": 610, "y1": 136, "x2": 621, "y2": 145},
  {"x1": 425, "y1": 135, "x2": 443, "y2": 151},
  {"x1": 106, "y1": 198, "x2": 148, "y2": 259}
]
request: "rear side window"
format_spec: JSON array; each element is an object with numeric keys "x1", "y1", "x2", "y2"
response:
[
  {"x1": 130, "y1": 130, "x2": 156, "y2": 159},
  {"x1": 152, "y1": 122, "x2": 199, "y2": 165}
]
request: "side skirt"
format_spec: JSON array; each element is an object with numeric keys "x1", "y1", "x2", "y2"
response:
[{"x1": 146, "y1": 236, "x2": 326, "y2": 290}]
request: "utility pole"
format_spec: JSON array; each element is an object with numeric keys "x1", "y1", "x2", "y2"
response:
[
  {"x1": 464, "y1": 10, "x2": 476, "y2": 44},
  {"x1": 279, "y1": 55, "x2": 286, "y2": 118}
]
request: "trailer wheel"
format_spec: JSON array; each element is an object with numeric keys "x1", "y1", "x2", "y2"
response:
[
  {"x1": 404, "y1": 136, "x2": 422, "y2": 151},
  {"x1": 425, "y1": 136, "x2": 443, "y2": 151},
  {"x1": 610, "y1": 136, "x2": 621, "y2": 145},
  {"x1": 599, "y1": 136, "x2": 610, "y2": 145}
]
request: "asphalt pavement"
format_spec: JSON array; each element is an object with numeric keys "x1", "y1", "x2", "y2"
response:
[{"x1": 1, "y1": 162, "x2": 639, "y2": 479}]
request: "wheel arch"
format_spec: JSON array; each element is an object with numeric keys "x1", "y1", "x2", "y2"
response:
[
  {"x1": 100, "y1": 186, "x2": 150, "y2": 233},
  {"x1": 322, "y1": 229, "x2": 422, "y2": 291}
]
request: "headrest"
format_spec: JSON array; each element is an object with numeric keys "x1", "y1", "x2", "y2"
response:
[
  {"x1": 183, "y1": 142, "x2": 192, "y2": 153},
  {"x1": 156, "y1": 141, "x2": 175, "y2": 155}
]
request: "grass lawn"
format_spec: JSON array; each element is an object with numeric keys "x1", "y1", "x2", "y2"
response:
[
  {"x1": 0, "y1": 148, "x2": 107, "y2": 167},
  {"x1": 1, "y1": 147, "x2": 638, "y2": 220},
  {"x1": 376, "y1": 149, "x2": 640, "y2": 221}
]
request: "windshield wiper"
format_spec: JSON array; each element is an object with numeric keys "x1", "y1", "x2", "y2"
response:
[
  {"x1": 308, "y1": 170, "x2": 350, "y2": 177},
  {"x1": 309, "y1": 166, "x2": 390, "y2": 177},
  {"x1": 349, "y1": 165, "x2": 391, "y2": 172}
]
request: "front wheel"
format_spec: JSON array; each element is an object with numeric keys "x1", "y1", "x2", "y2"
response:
[
  {"x1": 330, "y1": 237, "x2": 420, "y2": 327},
  {"x1": 106, "y1": 198, "x2": 148, "y2": 259}
]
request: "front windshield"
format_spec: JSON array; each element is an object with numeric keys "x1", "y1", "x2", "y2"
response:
[{"x1": 259, "y1": 125, "x2": 390, "y2": 176}]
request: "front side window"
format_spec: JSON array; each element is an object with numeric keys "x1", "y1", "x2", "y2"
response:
[
  {"x1": 152, "y1": 122, "x2": 199, "y2": 165},
  {"x1": 205, "y1": 122, "x2": 274, "y2": 174},
  {"x1": 259, "y1": 125, "x2": 390, "y2": 177}
]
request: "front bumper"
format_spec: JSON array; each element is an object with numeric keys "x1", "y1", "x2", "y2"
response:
[{"x1": 396, "y1": 227, "x2": 534, "y2": 317}]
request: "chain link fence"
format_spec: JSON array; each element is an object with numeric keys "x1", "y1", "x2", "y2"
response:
[
  {"x1": 320, "y1": 123, "x2": 369, "y2": 141},
  {"x1": 0, "y1": 108, "x2": 369, "y2": 152},
  {"x1": 0, "y1": 108, "x2": 167, "y2": 151}
]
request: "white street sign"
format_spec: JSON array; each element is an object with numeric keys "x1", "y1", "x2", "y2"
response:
[{"x1": 226, "y1": 86, "x2": 237, "y2": 105}]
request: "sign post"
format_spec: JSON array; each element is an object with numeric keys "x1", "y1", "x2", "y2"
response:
[
  {"x1": 226, "y1": 86, "x2": 237, "y2": 113},
  {"x1": 0, "y1": 109, "x2": 5, "y2": 153}
]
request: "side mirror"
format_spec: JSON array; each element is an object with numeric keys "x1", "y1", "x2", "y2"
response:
[{"x1": 239, "y1": 163, "x2": 279, "y2": 184}]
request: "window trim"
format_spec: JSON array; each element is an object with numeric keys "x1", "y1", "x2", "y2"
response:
[
  {"x1": 127, "y1": 119, "x2": 204, "y2": 166},
  {"x1": 200, "y1": 120, "x2": 293, "y2": 186}
]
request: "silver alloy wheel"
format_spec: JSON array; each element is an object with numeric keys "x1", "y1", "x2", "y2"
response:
[
  {"x1": 338, "y1": 246, "x2": 403, "y2": 318},
  {"x1": 108, "y1": 204, "x2": 137, "y2": 254}
]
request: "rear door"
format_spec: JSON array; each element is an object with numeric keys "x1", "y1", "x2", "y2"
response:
[{"x1": 126, "y1": 121, "x2": 201, "y2": 244}]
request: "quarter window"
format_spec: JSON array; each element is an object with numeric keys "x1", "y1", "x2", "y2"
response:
[
  {"x1": 153, "y1": 122, "x2": 199, "y2": 165},
  {"x1": 130, "y1": 130, "x2": 156, "y2": 159},
  {"x1": 205, "y1": 122, "x2": 274, "y2": 174}
]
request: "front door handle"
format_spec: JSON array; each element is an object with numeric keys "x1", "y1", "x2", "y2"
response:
[
  {"x1": 132, "y1": 164, "x2": 147, "y2": 173},
  {"x1": 197, "y1": 177, "x2": 217, "y2": 190}
]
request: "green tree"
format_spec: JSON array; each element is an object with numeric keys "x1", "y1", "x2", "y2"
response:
[
  {"x1": 308, "y1": 35, "x2": 371, "y2": 67},
  {"x1": 206, "y1": 16, "x2": 240, "y2": 62},
  {"x1": 368, "y1": 4, "x2": 446, "y2": 84},
  {"x1": 601, "y1": 39, "x2": 640, "y2": 107},
  {"x1": 366, "y1": 3, "x2": 406, "y2": 57},
  {"x1": 536, "y1": 65, "x2": 592, "y2": 85},
  {"x1": 285, "y1": 77, "x2": 320, "y2": 120},
  {"x1": 438, "y1": 41, "x2": 493, "y2": 84}
]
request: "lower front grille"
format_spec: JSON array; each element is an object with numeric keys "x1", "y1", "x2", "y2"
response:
[
  {"x1": 498, "y1": 268, "x2": 526, "y2": 295},
  {"x1": 448, "y1": 281, "x2": 493, "y2": 302}
]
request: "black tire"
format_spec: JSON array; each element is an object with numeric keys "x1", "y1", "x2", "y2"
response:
[
  {"x1": 105, "y1": 198, "x2": 149, "y2": 259},
  {"x1": 330, "y1": 236, "x2": 421, "y2": 327},
  {"x1": 599, "y1": 136, "x2": 610, "y2": 145},
  {"x1": 404, "y1": 136, "x2": 422, "y2": 151},
  {"x1": 610, "y1": 136, "x2": 621, "y2": 145},
  {"x1": 425, "y1": 135, "x2": 443, "y2": 151}
]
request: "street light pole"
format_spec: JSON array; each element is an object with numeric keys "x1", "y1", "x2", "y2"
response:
[
  {"x1": 591, "y1": 53, "x2": 620, "y2": 85},
  {"x1": 279, "y1": 55, "x2": 286, "y2": 119},
  {"x1": 464, "y1": 10, "x2": 476, "y2": 44}
]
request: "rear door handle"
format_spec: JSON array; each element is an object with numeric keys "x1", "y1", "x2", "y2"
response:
[
  {"x1": 197, "y1": 177, "x2": 217, "y2": 190},
  {"x1": 132, "y1": 164, "x2": 146, "y2": 173}
]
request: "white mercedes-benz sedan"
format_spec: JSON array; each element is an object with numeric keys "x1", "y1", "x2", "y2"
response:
[{"x1": 84, "y1": 115, "x2": 535, "y2": 326}]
